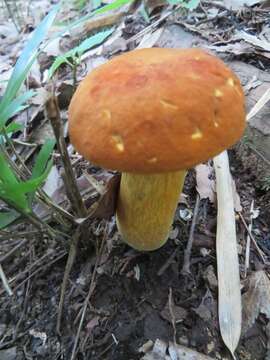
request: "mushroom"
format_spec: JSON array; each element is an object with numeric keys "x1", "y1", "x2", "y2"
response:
[{"x1": 68, "y1": 48, "x2": 245, "y2": 251}]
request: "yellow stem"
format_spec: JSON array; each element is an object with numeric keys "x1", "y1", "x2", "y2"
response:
[{"x1": 116, "y1": 171, "x2": 186, "y2": 251}]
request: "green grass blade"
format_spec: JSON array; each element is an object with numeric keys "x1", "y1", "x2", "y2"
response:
[
  {"x1": 0, "y1": 90, "x2": 35, "y2": 130},
  {"x1": 31, "y1": 139, "x2": 56, "y2": 180},
  {"x1": 76, "y1": 28, "x2": 114, "y2": 55},
  {"x1": 5, "y1": 122, "x2": 24, "y2": 134},
  {"x1": 48, "y1": 28, "x2": 114, "y2": 78},
  {"x1": 0, "y1": 153, "x2": 30, "y2": 211},
  {"x1": 55, "y1": 0, "x2": 134, "y2": 35},
  {"x1": 0, "y1": 153, "x2": 20, "y2": 187},
  {"x1": 0, "y1": 210, "x2": 20, "y2": 230},
  {"x1": 13, "y1": 160, "x2": 53, "y2": 195},
  {"x1": 94, "y1": 0, "x2": 134, "y2": 15},
  {"x1": 28, "y1": 139, "x2": 55, "y2": 203},
  {"x1": 0, "y1": 4, "x2": 60, "y2": 113}
]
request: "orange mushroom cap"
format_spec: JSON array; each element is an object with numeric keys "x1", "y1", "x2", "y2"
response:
[{"x1": 69, "y1": 48, "x2": 246, "y2": 173}]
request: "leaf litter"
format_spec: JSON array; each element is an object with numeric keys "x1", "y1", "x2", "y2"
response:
[{"x1": 0, "y1": 0, "x2": 270, "y2": 359}]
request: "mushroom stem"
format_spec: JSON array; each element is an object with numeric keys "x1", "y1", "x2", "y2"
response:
[{"x1": 116, "y1": 171, "x2": 186, "y2": 251}]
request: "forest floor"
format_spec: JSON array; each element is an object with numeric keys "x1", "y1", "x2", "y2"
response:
[{"x1": 0, "y1": 1, "x2": 270, "y2": 359}]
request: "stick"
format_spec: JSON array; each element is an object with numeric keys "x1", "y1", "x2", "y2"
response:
[
  {"x1": 46, "y1": 95, "x2": 87, "y2": 218},
  {"x1": 182, "y1": 194, "x2": 200, "y2": 274}
]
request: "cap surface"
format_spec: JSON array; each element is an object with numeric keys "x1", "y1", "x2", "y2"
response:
[{"x1": 69, "y1": 48, "x2": 245, "y2": 173}]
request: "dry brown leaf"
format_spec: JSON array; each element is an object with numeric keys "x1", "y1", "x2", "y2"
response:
[
  {"x1": 137, "y1": 28, "x2": 164, "y2": 49},
  {"x1": 214, "y1": 151, "x2": 242, "y2": 358},
  {"x1": 208, "y1": 42, "x2": 253, "y2": 56},
  {"x1": 234, "y1": 30, "x2": 270, "y2": 52},
  {"x1": 90, "y1": 174, "x2": 121, "y2": 220},
  {"x1": 141, "y1": 339, "x2": 214, "y2": 359},
  {"x1": 223, "y1": 0, "x2": 266, "y2": 10},
  {"x1": 160, "y1": 299, "x2": 187, "y2": 324},
  {"x1": 84, "y1": 11, "x2": 123, "y2": 33},
  {"x1": 195, "y1": 164, "x2": 215, "y2": 202},
  {"x1": 242, "y1": 271, "x2": 270, "y2": 335},
  {"x1": 247, "y1": 87, "x2": 270, "y2": 122},
  {"x1": 144, "y1": 0, "x2": 167, "y2": 14},
  {"x1": 194, "y1": 288, "x2": 216, "y2": 322}
]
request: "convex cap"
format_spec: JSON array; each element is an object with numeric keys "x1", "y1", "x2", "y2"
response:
[{"x1": 69, "y1": 48, "x2": 245, "y2": 173}]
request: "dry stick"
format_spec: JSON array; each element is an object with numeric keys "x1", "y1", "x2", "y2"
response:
[
  {"x1": 158, "y1": 247, "x2": 178, "y2": 276},
  {"x1": 70, "y1": 226, "x2": 107, "y2": 360},
  {"x1": 168, "y1": 287, "x2": 177, "y2": 344},
  {"x1": 46, "y1": 95, "x2": 87, "y2": 218},
  {"x1": 46, "y1": 95, "x2": 89, "y2": 332},
  {"x1": 126, "y1": 4, "x2": 183, "y2": 45},
  {"x1": 12, "y1": 251, "x2": 67, "y2": 293},
  {"x1": 244, "y1": 200, "x2": 254, "y2": 277},
  {"x1": 182, "y1": 194, "x2": 200, "y2": 274},
  {"x1": 0, "y1": 238, "x2": 28, "y2": 264},
  {"x1": 56, "y1": 226, "x2": 81, "y2": 334},
  {"x1": 238, "y1": 211, "x2": 267, "y2": 264}
]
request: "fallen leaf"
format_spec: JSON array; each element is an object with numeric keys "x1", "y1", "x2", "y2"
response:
[
  {"x1": 161, "y1": 299, "x2": 187, "y2": 324},
  {"x1": 90, "y1": 173, "x2": 121, "y2": 220},
  {"x1": 223, "y1": 0, "x2": 265, "y2": 10},
  {"x1": 203, "y1": 265, "x2": 218, "y2": 290},
  {"x1": 32, "y1": 88, "x2": 50, "y2": 106},
  {"x1": 86, "y1": 316, "x2": 100, "y2": 334},
  {"x1": 195, "y1": 164, "x2": 215, "y2": 202},
  {"x1": 157, "y1": 24, "x2": 204, "y2": 49},
  {"x1": 193, "y1": 288, "x2": 217, "y2": 322},
  {"x1": 137, "y1": 28, "x2": 164, "y2": 49},
  {"x1": 141, "y1": 339, "x2": 214, "y2": 359},
  {"x1": 214, "y1": 151, "x2": 242, "y2": 357},
  {"x1": 247, "y1": 87, "x2": 270, "y2": 122},
  {"x1": 242, "y1": 271, "x2": 270, "y2": 335},
  {"x1": 234, "y1": 30, "x2": 270, "y2": 52},
  {"x1": 208, "y1": 42, "x2": 253, "y2": 56},
  {"x1": 144, "y1": 0, "x2": 167, "y2": 14}
]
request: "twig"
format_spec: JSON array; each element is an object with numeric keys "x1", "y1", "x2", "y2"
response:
[
  {"x1": 0, "y1": 264, "x2": 13, "y2": 296},
  {"x1": 168, "y1": 287, "x2": 177, "y2": 344},
  {"x1": 57, "y1": 226, "x2": 81, "y2": 334},
  {"x1": 238, "y1": 211, "x2": 267, "y2": 264},
  {"x1": 2, "y1": 0, "x2": 20, "y2": 32},
  {"x1": 158, "y1": 248, "x2": 178, "y2": 276},
  {"x1": 70, "y1": 225, "x2": 107, "y2": 360},
  {"x1": 46, "y1": 95, "x2": 87, "y2": 218},
  {"x1": 126, "y1": 4, "x2": 183, "y2": 45},
  {"x1": 182, "y1": 194, "x2": 200, "y2": 274},
  {"x1": 13, "y1": 271, "x2": 31, "y2": 339},
  {"x1": 12, "y1": 251, "x2": 67, "y2": 293},
  {"x1": 244, "y1": 201, "x2": 254, "y2": 277},
  {"x1": 0, "y1": 238, "x2": 28, "y2": 264}
]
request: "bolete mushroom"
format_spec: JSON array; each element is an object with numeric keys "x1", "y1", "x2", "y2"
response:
[{"x1": 68, "y1": 48, "x2": 245, "y2": 251}]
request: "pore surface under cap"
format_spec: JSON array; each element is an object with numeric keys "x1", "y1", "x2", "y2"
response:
[{"x1": 69, "y1": 48, "x2": 245, "y2": 173}]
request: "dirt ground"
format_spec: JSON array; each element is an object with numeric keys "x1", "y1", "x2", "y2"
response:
[{"x1": 0, "y1": 1, "x2": 270, "y2": 359}]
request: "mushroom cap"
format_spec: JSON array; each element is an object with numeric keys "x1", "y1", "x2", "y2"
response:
[{"x1": 69, "y1": 48, "x2": 245, "y2": 173}]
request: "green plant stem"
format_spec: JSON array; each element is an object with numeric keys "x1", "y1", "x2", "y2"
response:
[{"x1": 2, "y1": 130, "x2": 74, "y2": 223}]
